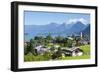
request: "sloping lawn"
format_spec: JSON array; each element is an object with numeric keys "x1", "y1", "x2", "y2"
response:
[{"x1": 80, "y1": 45, "x2": 90, "y2": 55}]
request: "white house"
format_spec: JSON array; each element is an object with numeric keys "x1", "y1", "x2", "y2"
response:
[
  {"x1": 35, "y1": 45, "x2": 50, "y2": 55},
  {"x1": 61, "y1": 47, "x2": 84, "y2": 57}
]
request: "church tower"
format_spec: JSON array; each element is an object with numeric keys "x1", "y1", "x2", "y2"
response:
[{"x1": 80, "y1": 32, "x2": 83, "y2": 39}]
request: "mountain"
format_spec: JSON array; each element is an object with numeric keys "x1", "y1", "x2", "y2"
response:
[
  {"x1": 77, "y1": 24, "x2": 90, "y2": 40},
  {"x1": 24, "y1": 23, "x2": 61, "y2": 40},
  {"x1": 82, "y1": 24, "x2": 90, "y2": 35},
  {"x1": 25, "y1": 21, "x2": 87, "y2": 40},
  {"x1": 68, "y1": 21, "x2": 86, "y2": 33}
]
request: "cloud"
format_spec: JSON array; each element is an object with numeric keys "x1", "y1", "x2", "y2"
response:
[{"x1": 67, "y1": 18, "x2": 87, "y2": 25}]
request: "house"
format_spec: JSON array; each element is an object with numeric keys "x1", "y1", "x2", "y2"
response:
[
  {"x1": 51, "y1": 47, "x2": 84, "y2": 59},
  {"x1": 79, "y1": 39, "x2": 90, "y2": 45},
  {"x1": 35, "y1": 45, "x2": 50, "y2": 55},
  {"x1": 71, "y1": 48, "x2": 84, "y2": 56},
  {"x1": 61, "y1": 47, "x2": 84, "y2": 57}
]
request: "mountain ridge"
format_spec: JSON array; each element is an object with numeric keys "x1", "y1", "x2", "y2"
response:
[{"x1": 25, "y1": 21, "x2": 90, "y2": 40}]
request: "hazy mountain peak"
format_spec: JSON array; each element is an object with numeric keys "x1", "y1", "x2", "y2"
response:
[
  {"x1": 49, "y1": 22, "x2": 58, "y2": 25},
  {"x1": 75, "y1": 21, "x2": 85, "y2": 25},
  {"x1": 67, "y1": 18, "x2": 88, "y2": 25}
]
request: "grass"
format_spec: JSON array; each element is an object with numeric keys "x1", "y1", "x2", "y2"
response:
[
  {"x1": 24, "y1": 52, "x2": 52, "y2": 62},
  {"x1": 80, "y1": 45, "x2": 90, "y2": 55},
  {"x1": 61, "y1": 45, "x2": 90, "y2": 60},
  {"x1": 62, "y1": 54, "x2": 90, "y2": 60}
]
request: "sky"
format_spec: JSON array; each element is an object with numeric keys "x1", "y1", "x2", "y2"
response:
[{"x1": 24, "y1": 11, "x2": 90, "y2": 25}]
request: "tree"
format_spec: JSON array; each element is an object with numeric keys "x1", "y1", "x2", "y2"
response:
[
  {"x1": 50, "y1": 45, "x2": 55, "y2": 54},
  {"x1": 24, "y1": 40, "x2": 33, "y2": 55},
  {"x1": 67, "y1": 39, "x2": 73, "y2": 48},
  {"x1": 45, "y1": 34, "x2": 52, "y2": 43},
  {"x1": 55, "y1": 36, "x2": 63, "y2": 43},
  {"x1": 34, "y1": 36, "x2": 40, "y2": 40},
  {"x1": 24, "y1": 39, "x2": 37, "y2": 55},
  {"x1": 51, "y1": 47, "x2": 62, "y2": 59},
  {"x1": 34, "y1": 36, "x2": 45, "y2": 45},
  {"x1": 75, "y1": 37, "x2": 81, "y2": 46},
  {"x1": 71, "y1": 34, "x2": 75, "y2": 39},
  {"x1": 24, "y1": 42, "x2": 30, "y2": 55},
  {"x1": 63, "y1": 38, "x2": 68, "y2": 47},
  {"x1": 30, "y1": 39, "x2": 38, "y2": 55}
]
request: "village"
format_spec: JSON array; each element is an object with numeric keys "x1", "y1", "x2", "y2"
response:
[{"x1": 24, "y1": 32, "x2": 90, "y2": 61}]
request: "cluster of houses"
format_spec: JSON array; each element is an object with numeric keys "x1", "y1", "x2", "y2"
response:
[
  {"x1": 68, "y1": 32, "x2": 90, "y2": 45},
  {"x1": 24, "y1": 32, "x2": 90, "y2": 59},
  {"x1": 34, "y1": 45, "x2": 84, "y2": 58}
]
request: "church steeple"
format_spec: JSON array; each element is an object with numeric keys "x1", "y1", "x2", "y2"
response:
[{"x1": 80, "y1": 32, "x2": 82, "y2": 39}]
